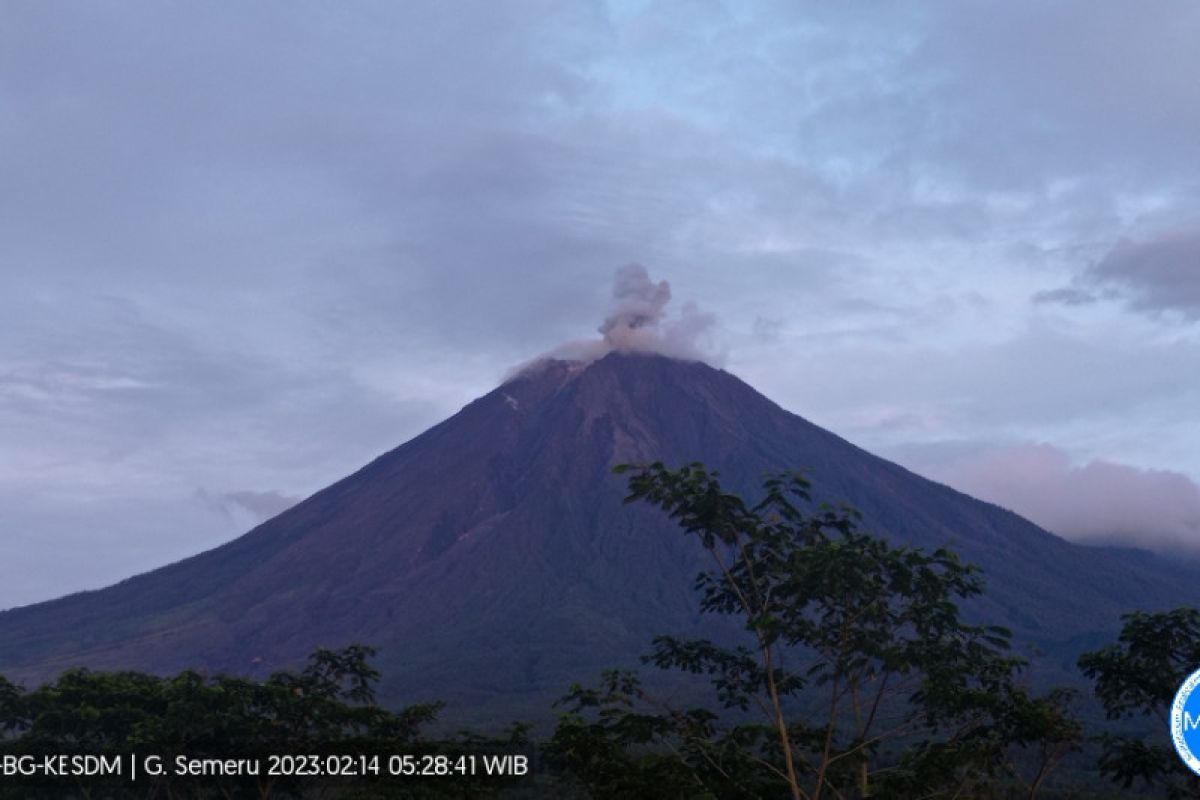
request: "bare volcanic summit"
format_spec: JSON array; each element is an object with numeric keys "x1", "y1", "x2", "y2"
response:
[{"x1": 1, "y1": 352, "x2": 1197, "y2": 722}]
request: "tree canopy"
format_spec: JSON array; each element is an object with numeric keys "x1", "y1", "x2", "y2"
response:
[
  {"x1": 0, "y1": 645, "x2": 528, "y2": 799},
  {"x1": 9, "y1": 462, "x2": 1200, "y2": 798},
  {"x1": 548, "y1": 462, "x2": 1080, "y2": 799},
  {"x1": 1079, "y1": 607, "x2": 1200, "y2": 798}
]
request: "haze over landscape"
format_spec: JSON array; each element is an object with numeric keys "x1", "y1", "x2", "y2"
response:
[
  {"x1": 6, "y1": 347, "x2": 1198, "y2": 727},
  {"x1": 3, "y1": 0, "x2": 1200, "y2": 615}
]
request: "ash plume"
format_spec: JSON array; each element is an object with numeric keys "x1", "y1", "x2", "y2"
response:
[
  {"x1": 598, "y1": 264, "x2": 674, "y2": 347},
  {"x1": 511, "y1": 265, "x2": 719, "y2": 377}
]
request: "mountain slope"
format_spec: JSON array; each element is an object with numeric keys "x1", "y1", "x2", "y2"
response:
[{"x1": 0, "y1": 352, "x2": 1194, "y2": 721}]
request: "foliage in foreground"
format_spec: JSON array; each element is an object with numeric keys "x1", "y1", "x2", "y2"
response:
[
  {"x1": 0, "y1": 645, "x2": 529, "y2": 799},
  {"x1": 1079, "y1": 607, "x2": 1200, "y2": 799},
  {"x1": 546, "y1": 463, "x2": 1082, "y2": 799},
  {"x1": 4, "y1": 464, "x2": 1200, "y2": 798}
]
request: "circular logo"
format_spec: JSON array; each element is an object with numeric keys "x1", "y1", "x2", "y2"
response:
[{"x1": 1171, "y1": 668, "x2": 1200, "y2": 774}]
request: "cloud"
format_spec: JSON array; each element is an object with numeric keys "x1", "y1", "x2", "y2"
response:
[
  {"x1": 192, "y1": 488, "x2": 300, "y2": 541},
  {"x1": 1036, "y1": 228, "x2": 1200, "y2": 319},
  {"x1": 750, "y1": 324, "x2": 1200, "y2": 443},
  {"x1": 4, "y1": 1, "x2": 1200, "y2": 606},
  {"x1": 218, "y1": 490, "x2": 299, "y2": 522},
  {"x1": 913, "y1": 2, "x2": 1200, "y2": 189},
  {"x1": 898, "y1": 442, "x2": 1200, "y2": 551},
  {"x1": 0, "y1": 488, "x2": 250, "y2": 611},
  {"x1": 1030, "y1": 287, "x2": 1097, "y2": 307},
  {"x1": 1087, "y1": 230, "x2": 1200, "y2": 317}
]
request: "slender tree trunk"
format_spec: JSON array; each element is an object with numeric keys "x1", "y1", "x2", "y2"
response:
[
  {"x1": 813, "y1": 670, "x2": 840, "y2": 800},
  {"x1": 710, "y1": 545, "x2": 805, "y2": 800},
  {"x1": 762, "y1": 637, "x2": 804, "y2": 800}
]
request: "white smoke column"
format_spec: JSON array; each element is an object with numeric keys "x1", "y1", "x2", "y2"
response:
[
  {"x1": 598, "y1": 264, "x2": 673, "y2": 349},
  {"x1": 508, "y1": 264, "x2": 720, "y2": 378},
  {"x1": 595, "y1": 263, "x2": 717, "y2": 360}
]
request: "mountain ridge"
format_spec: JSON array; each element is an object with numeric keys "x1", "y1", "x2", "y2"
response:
[{"x1": 1, "y1": 352, "x2": 1195, "y2": 721}]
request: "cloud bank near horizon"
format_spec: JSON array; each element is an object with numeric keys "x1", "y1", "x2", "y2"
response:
[{"x1": 900, "y1": 442, "x2": 1200, "y2": 552}]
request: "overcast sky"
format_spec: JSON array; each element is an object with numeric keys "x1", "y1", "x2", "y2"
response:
[{"x1": 3, "y1": 1, "x2": 1200, "y2": 609}]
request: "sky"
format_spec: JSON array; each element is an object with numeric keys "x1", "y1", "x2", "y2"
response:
[{"x1": 3, "y1": 1, "x2": 1200, "y2": 609}]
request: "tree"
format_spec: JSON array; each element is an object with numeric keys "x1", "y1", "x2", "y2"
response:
[
  {"x1": 0, "y1": 645, "x2": 446, "y2": 799},
  {"x1": 0, "y1": 675, "x2": 22, "y2": 739},
  {"x1": 1079, "y1": 607, "x2": 1200, "y2": 798},
  {"x1": 549, "y1": 462, "x2": 1078, "y2": 799}
]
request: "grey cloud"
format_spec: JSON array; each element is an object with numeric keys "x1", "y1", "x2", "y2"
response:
[
  {"x1": 1037, "y1": 229, "x2": 1200, "y2": 318},
  {"x1": 0, "y1": 488, "x2": 244, "y2": 610},
  {"x1": 912, "y1": 2, "x2": 1200, "y2": 189},
  {"x1": 5, "y1": 0, "x2": 1175, "y2": 374},
  {"x1": 895, "y1": 442, "x2": 1200, "y2": 552},
  {"x1": 1088, "y1": 230, "x2": 1200, "y2": 318},
  {"x1": 1031, "y1": 287, "x2": 1097, "y2": 307},
  {"x1": 201, "y1": 489, "x2": 300, "y2": 524},
  {"x1": 4, "y1": 2, "x2": 1200, "y2": 605},
  {"x1": 747, "y1": 324, "x2": 1200, "y2": 441}
]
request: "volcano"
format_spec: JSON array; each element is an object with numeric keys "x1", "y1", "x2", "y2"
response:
[{"x1": 1, "y1": 352, "x2": 1196, "y2": 721}]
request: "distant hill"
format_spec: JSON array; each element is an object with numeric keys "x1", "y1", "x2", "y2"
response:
[{"x1": 1, "y1": 351, "x2": 1196, "y2": 722}]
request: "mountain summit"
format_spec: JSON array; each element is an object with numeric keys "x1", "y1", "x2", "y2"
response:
[{"x1": 1, "y1": 352, "x2": 1196, "y2": 719}]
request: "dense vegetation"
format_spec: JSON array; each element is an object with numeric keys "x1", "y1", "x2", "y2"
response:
[
  {"x1": 0, "y1": 646, "x2": 530, "y2": 798},
  {"x1": 1079, "y1": 607, "x2": 1200, "y2": 798},
  {"x1": 1, "y1": 463, "x2": 1196, "y2": 798}
]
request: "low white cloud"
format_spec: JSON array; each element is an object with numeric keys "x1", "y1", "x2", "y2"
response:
[
  {"x1": 218, "y1": 490, "x2": 299, "y2": 522},
  {"x1": 900, "y1": 442, "x2": 1200, "y2": 551},
  {"x1": 194, "y1": 488, "x2": 300, "y2": 533}
]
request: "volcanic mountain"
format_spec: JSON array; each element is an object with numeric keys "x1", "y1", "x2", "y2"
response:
[{"x1": 1, "y1": 352, "x2": 1196, "y2": 721}]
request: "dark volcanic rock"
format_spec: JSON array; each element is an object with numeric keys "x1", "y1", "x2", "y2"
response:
[{"x1": 1, "y1": 352, "x2": 1196, "y2": 721}]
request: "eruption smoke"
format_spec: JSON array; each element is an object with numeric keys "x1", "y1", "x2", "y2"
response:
[
  {"x1": 510, "y1": 264, "x2": 719, "y2": 377},
  {"x1": 598, "y1": 265, "x2": 673, "y2": 346}
]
